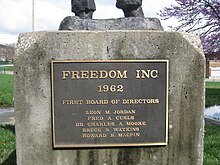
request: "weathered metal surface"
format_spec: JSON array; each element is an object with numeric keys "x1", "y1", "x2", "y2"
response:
[{"x1": 52, "y1": 60, "x2": 168, "y2": 148}]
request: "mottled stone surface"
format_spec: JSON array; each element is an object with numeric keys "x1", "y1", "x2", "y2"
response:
[
  {"x1": 14, "y1": 30, "x2": 204, "y2": 165},
  {"x1": 116, "y1": 0, "x2": 142, "y2": 9},
  {"x1": 59, "y1": 17, "x2": 163, "y2": 31},
  {"x1": 71, "y1": 0, "x2": 96, "y2": 14}
]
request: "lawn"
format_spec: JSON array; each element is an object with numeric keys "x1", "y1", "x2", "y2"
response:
[
  {"x1": 205, "y1": 82, "x2": 220, "y2": 107},
  {"x1": 204, "y1": 125, "x2": 220, "y2": 165},
  {"x1": 206, "y1": 81, "x2": 220, "y2": 89},
  {"x1": 0, "y1": 66, "x2": 14, "y2": 72},
  {"x1": 0, "y1": 125, "x2": 16, "y2": 165},
  {"x1": 0, "y1": 74, "x2": 14, "y2": 107}
]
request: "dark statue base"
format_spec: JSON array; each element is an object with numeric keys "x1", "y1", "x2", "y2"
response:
[{"x1": 59, "y1": 16, "x2": 164, "y2": 31}]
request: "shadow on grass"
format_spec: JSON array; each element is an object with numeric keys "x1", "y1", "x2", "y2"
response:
[
  {"x1": 205, "y1": 88, "x2": 220, "y2": 107},
  {"x1": 0, "y1": 125, "x2": 16, "y2": 165},
  {"x1": 2, "y1": 150, "x2": 16, "y2": 165},
  {"x1": 0, "y1": 124, "x2": 15, "y2": 134}
]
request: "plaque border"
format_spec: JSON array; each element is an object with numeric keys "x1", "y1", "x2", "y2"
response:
[{"x1": 51, "y1": 60, "x2": 169, "y2": 148}]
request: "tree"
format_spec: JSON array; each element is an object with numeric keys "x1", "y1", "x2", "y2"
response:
[{"x1": 159, "y1": 0, "x2": 220, "y2": 54}]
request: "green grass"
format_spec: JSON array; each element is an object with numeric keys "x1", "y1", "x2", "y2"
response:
[
  {"x1": 205, "y1": 82, "x2": 220, "y2": 107},
  {"x1": 0, "y1": 74, "x2": 14, "y2": 107},
  {"x1": 206, "y1": 81, "x2": 220, "y2": 89},
  {"x1": 0, "y1": 66, "x2": 14, "y2": 72},
  {"x1": 204, "y1": 125, "x2": 220, "y2": 165},
  {"x1": 0, "y1": 125, "x2": 16, "y2": 165}
]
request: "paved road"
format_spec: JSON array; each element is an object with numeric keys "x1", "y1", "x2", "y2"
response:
[
  {"x1": 0, "y1": 71, "x2": 13, "y2": 75},
  {"x1": 0, "y1": 108, "x2": 15, "y2": 125},
  {"x1": 205, "y1": 117, "x2": 220, "y2": 126},
  {"x1": 0, "y1": 64, "x2": 13, "y2": 67},
  {"x1": 206, "y1": 78, "x2": 220, "y2": 82},
  {"x1": 0, "y1": 64, "x2": 13, "y2": 75}
]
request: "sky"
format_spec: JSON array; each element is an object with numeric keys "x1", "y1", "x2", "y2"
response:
[{"x1": 0, "y1": 0, "x2": 178, "y2": 44}]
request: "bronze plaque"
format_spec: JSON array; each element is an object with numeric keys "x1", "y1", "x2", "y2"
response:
[{"x1": 51, "y1": 60, "x2": 168, "y2": 148}]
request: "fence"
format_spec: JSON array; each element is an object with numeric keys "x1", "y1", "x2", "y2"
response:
[
  {"x1": 207, "y1": 61, "x2": 220, "y2": 81},
  {"x1": 0, "y1": 65, "x2": 13, "y2": 75}
]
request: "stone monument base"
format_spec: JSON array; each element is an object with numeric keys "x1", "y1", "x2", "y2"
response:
[
  {"x1": 14, "y1": 30, "x2": 204, "y2": 165},
  {"x1": 59, "y1": 17, "x2": 163, "y2": 31}
]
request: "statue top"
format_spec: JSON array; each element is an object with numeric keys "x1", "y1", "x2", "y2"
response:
[{"x1": 71, "y1": 0, "x2": 144, "y2": 19}]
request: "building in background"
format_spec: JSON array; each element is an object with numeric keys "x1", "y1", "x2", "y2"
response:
[
  {"x1": 206, "y1": 51, "x2": 220, "y2": 81},
  {"x1": 0, "y1": 44, "x2": 15, "y2": 62}
]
